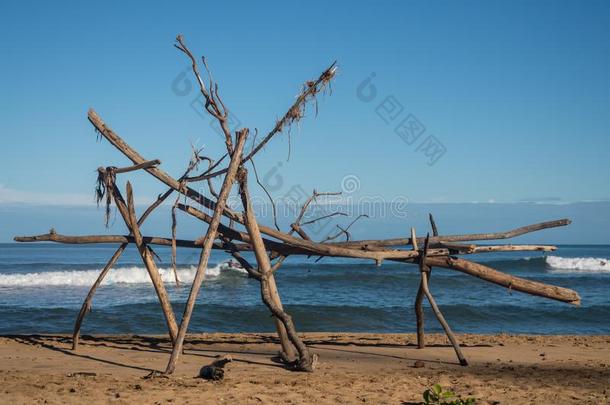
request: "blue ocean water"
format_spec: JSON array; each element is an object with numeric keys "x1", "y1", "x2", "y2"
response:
[{"x1": 0, "y1": 243, "x2": 608, "y2": 335}]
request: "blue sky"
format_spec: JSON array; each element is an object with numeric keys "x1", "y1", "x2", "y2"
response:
[{"x1": 1, "y1": 1, "x2": 610, "y2": 241}]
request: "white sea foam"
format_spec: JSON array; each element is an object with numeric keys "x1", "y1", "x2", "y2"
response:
[
  {"x1": 0, "y1": 261, "x2": 247, "y2": 286},
  {"x1": 545, "y1": 256, "x2": 610, "y2": 273}
]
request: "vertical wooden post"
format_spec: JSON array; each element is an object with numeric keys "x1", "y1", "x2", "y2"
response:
[
  {"x1": 411, "y1": 227, "x2": 426, "y2": 348},
  {"x1": 414, "y1": 285, "x2": 426, "y2": 348},
  {"x1": 428, "y1": 213, "x2": 439, "y2": 237}
]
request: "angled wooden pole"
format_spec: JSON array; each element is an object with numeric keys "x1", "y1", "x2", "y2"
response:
[
  {"x1": 220, "y1": 238, "x2": 297, "y2": 362},
  {"x1": 415, "y1": 216, "x2": 440, "y2": 349},
  {"x1": 111, "y1": 183, "x2": 179, "y2": 343},
  {"x1": 164, "y1": 129, "x2": 248, "y2": 375},
  {"x1": 237, "y1": 167, "x2": 315, "y2": 371},
  {"x1": 265, "y1": 270, "x2": 298, "y2": 363},
  {"x1": 419, "y1": 234, "x2": 468, "y2": 366},
  {"x1": 72, "y1": 187, "x2": 174, "y2": 350},
  {"x1": 72, "y1": 244, "x2": 126, "y2": 350}
]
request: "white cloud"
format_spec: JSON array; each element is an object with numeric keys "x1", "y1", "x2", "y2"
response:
[
  {"x1": 0, "y1": 184, "x2": 154, "y2": 206},
  {"x1": 0, "y1": 184, "x2": 93, "y2": 206}
]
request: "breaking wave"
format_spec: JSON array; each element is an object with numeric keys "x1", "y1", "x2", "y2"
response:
[
  {"x1": 0, "y1": 261, "x2": 247, "y2": 286},
  {"x1": 545, "y1": 256, "x2": 610, "y2": 273}
]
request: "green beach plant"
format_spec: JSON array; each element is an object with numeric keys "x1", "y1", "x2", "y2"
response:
[{"x1": 422, "y1": 384, "x2": 475, "y2": 405}]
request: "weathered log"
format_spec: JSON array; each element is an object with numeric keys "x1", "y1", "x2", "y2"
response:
[
  {"x1": 410, "y1": 228, "x2": 418, "y2": 251},
  {"x1": 16, "y1": 230, "x2": 576, "y2": 305},
  {"x1": 221, "y1": 243, "x2": 297, "y2": 362},
  {"x1": 72, "y1": 244, "x2": 126, "y2": 350},
  {"x1": 72, "y1": 186, "x2": 175, "y2": 350},
  {"x1": 421, "y1": 270, "x2": 467, "y2": 364},
  {"x1": 428, "y1": 213, "x2": 439, "y2": 237},
  {"x1": 263, "y1": 266, "x2": 302, "y2": 365},
  {"x1": 471, "y1": 245, "x2": 555, "y2": 253},
  {"x1": 14, "y1": 232, "x2": 556, "y2": 256},
  {"x1": 412, "y1": 227, "x2": 425, "y2": 349},
  {"x1": 226, "y1": 218, "x2": 559, "y2": 263},
  {"x1": 414, "y1": 277, "x2": 426, "y2": 349},
  {"x1": 418, "y1": 236, "x2": 468, "y2": 366},
  {"x1": 426, "y1": 256, "x2": 581, "y2": 305},
  {"x1": 419, "y1": 235, "x2": 468, "y2": 366},
  {"x1": 237, "y1": 166, "x2": 314, "y2": 371},
  {"x1": 164, "y1": 129, "x2": 248, "y2": 374},
  {"x1": 434, "y1": 242, "x2": 477, "y2": 254},
  {"x1": 15, "y1": 233, "x2": 203, "y2": 248},
  {"x1": 332, "y1": 219, "x2": 571, "y2": 248},
  {"x1": 88, "y1": 109, "x2": 243, "y2": 224},
  {"x1": 416, "y1": 215, "x2": 440, "y2": 348},
  {"x1": 112, "y1": 183, "x2": 179, "y2": 342},
  {"x1": 105, "y1": 159, "x2": 161, "y2": 174}
]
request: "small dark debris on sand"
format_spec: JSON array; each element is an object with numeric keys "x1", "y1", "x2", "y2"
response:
[{"x1": 199, "y1": 354, "x2": 233, "y2": 381}]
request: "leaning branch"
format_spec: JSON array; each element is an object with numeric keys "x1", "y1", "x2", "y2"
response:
[{"x1": 426, "y1": 256, "x2": 581, "y2": 305}]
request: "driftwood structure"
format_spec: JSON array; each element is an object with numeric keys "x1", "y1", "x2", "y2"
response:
[{"x1": 15, "y1": 36, "x2": 581, "y2": 374}]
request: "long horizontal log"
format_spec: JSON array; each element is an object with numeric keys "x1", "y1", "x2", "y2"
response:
[
  {"x1": 426, "y1": 256, "x2": 581, "y2": 305},
  {"x1": 13, "y1": 233, "x2": 240, "y2": 251},
  {"x1": 15, "y1": 233, "x2": 201, "y2": 247},
  {"x1": 221, "y1": 219, "x2": 558, "y2": 263},
  {"x1": 332, "y1": 219, "x2": 571, "y2": 248},
  {"x1": 14, "y1": 233, "x2": 578, "y2": 304},
  {"x1": 14, "y1": 233, "x2": 556, "y2": 257},
  {"x1": 433, "y1": 242, "x2": 476, "y2": 254},
  {"x1": 472, "y1": 245, "x2": 556, "y2": 253}
]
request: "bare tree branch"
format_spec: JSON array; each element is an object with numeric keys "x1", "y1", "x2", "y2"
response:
[
  {"x1": 321, "y1": 214, "x2": 369, "y2": 243},
  {"x1": 175, "y1": 34, "x2": 234, "y2": 153},
  {"x1": 201, "y1": 62, "x2": 338, "y2": 179}
]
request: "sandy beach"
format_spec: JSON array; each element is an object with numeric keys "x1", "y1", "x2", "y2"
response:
[{"x1": 1, "y1": 333, "x2": 608, "y2": 404}]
